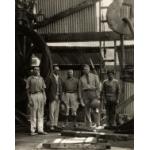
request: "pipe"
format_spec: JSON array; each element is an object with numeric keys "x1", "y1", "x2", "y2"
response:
[{"x1": 122, "y1": 17, "x2": 134, "y2": 37}]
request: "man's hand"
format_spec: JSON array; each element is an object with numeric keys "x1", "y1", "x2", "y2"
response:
[
  {"x1": 97, "y1": 96, "x2": 101, "y2": 100},
  {"x1": 116, "y1": 100, "x2": 119, "y2": 105},
  {"x1": 79, "y1": 98, "x2": 85, "y2": 107},
  {"x1": 42, "y1": 91, "x2": 47, "y2": 104},
  {"x1": 28, "y1": 100, "x2": 34, "y2": 108},
  {"x1": 55, "y1": 95, "x2": 59, "y2": 100}
]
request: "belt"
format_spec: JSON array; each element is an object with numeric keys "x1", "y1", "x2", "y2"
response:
[
  {"x1": 105, "y1": 94, "x2": 116, "y2": 96},
  {"x1": 83, "y1": 89, "x2": 96, "y2": 92},
  {"x1": 66, "y1": 91, "x2": 77, "y2": 93},
  {"x1": 30, "y1": 91, "x2": 42, "y2": 94}
]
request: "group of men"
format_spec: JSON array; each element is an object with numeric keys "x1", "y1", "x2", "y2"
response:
[{"x1": 26, "y1": 64, "x2": 120, "y2": 136}]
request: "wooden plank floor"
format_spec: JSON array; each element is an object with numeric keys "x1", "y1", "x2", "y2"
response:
[{"x1": 15, "y1": 132, "x2": 134, "y2": 150}]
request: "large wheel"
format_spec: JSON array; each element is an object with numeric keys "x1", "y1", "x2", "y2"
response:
[
  {"x1": 15, "y1": 25, "x2": 53, "y2": 121},
  {"x1": 107, "y1": 0, "x2": 134, "y2": 35},
  {"x1": 16, "y1": 25, "x2": 53, "y2": 79}
]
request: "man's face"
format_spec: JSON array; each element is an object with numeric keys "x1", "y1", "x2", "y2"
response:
[
  {"x1": 53, "y1": 66, "x2": 60, "y2": 75},
  {"x1": 67, "y1": 70, "x2": 73, "y2": 78},
  {"x1": 33, "y1": 67, "x2": 40, "y2": 76},
  {"x1": 107, "y1": 73, "x2": 114, "y2": 80},
  {"x1": 83, "y1": 67, "x2": 90, "y2": 75}
]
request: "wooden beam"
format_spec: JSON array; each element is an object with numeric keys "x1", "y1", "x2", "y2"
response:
[
  {"x1": 50, "y1": 47, "x2": 104, "y2": 53},
  {"x1": 61, "y1": 130, "x2": 134, "y2": 141},
  {"x1": 103, "y1": 59, "x2": 114, "y2": 62},
  {"x1": 34, "y1": 0, "x2": 99, "y2": 29},
  {"x1": 101, "y1": 6, "x2": 108, "y2": 9},
  {"x1": 49, "y1": 45, "x2": 133, "y2": 53},
  {"x1": 41, "y1": 32, "x2": 133, "y2": 42}
]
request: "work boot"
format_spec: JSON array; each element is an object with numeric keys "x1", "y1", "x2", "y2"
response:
[
  {"x1": 72, "y1": 115, "x2": 78, "y2": 128},
  {"x1": 49, "y1": 126, "x2": 54, "y2": 131},
  {"x1": 30, "y1": 132, "x2": 38, "y2": 136}
]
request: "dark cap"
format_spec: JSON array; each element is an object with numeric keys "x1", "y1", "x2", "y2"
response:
[{"x1": 107, "y1": 69, "x2": 114, "y2": 75}]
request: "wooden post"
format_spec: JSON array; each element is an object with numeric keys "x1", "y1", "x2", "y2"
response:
[
  {"x1": 114, "y1": 40, "x2": 117, "y2": 77},
  {"x1": 99, "y1": 0, "x2": 103, "y2": 80},
  {"x1": 120, "y1": 34, "x2": 125, "y2": 102},
  {"x1": 120, "y1": 34, "x2": 125, "y2": 69}
]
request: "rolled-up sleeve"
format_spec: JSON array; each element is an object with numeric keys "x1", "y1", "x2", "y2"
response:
[{"x1": 26, "y1": 78, "x2": 30, "y2": 89}]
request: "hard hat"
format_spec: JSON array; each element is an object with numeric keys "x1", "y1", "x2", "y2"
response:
[
  {"x1": 59, "y1": 101, "x2": 67, "y2": 115},
  {"x1": 90, "y1": 99, "x2": 100, "y2": 109},
  {"x1": 31, "y1": 54, "x2": 40, "y2": 67}
]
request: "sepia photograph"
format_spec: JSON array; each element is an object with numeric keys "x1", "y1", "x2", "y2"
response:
[{"x1": 15, "y1": 0, "x2": 134, "y2": 149}]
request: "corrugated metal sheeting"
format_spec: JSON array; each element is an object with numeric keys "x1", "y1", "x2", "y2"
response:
[
  {"x1": 123, "y1": 82, "x2": 134, "y2": 116},
  {"x1": 118, "y1": 82, "x2": 134, "y2": 117},
  {"x1": 51, "y1": 52, "x2": 101, "y2": 65},
  {"x1": 36, "y1": 0, "x2": 97, "y2": 33},
  {"x1": 117, "y1": 45, "x2": 134, "y2": 67}
]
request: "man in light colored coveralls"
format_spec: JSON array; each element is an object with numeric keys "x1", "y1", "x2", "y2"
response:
[
  {"x1": 63, "y1": 69, "x2": 79, "y2": 127},
  {"x1": 26, "y1": 66, "x2": 47, "y2": 135}
]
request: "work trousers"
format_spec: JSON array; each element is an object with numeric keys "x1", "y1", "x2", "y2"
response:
[
  {"x1": 92, "y1": 109, "x2": 100, "y2": 126},
  {"x1": 63, "y1": 93, "x2": 79, "y2": 116},
  {"x1": 29, "y1": 92, "x2": 44, "y2": 133},
  {"x1": 49, "y1": 99, "x2": 60, "y2": 127},
  {"x1": 105, "y1": 100, "x2": 117, "y2": 126},
  {"x1": 82, "y1": 90, "x2": 100, "y2": 127}
]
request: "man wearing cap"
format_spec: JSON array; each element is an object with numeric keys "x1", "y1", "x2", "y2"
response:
[
  {"x1": 46, "y1": 65, "x2": 63, "y2": 130},
  {"x1": 101, "y1": 70, "x2": 120, "y2": 127},
  {"x1": 26, "y1": 66, "x2": 47, "y2": 135},
  {"x1": 78, "y1": 64, "x2": 101, "y2": 128},
  {"x1": 63, "y1": 69, "x2": 79, "y2": 127}
]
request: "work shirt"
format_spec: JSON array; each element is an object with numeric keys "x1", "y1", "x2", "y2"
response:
[
  {"x1": 53, "y1": 73, "x2": 59, "y2": 84},
  {"x1": 53, "y1": 74, "x2": 60, "y2": 95},
  {"x1": 79, "y1": 72, "x2": 100, "y2": 98},
  {"x1": 26, "y1": 75, "x2": 46, "y2": 94},
  {"x1": 102, "y1": 79, "x2": 120, "y2": 102},
  {"x1": 63, "y1": 77, "x2": 78, "y2": 93}
]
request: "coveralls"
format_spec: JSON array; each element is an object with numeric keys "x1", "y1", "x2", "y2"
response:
[
  {"x1": 26, "y1": 75, "x2": 46, "y2": 133},
  {"x1": 63, "y1": 77, "x2": 79, "y2": 116}
]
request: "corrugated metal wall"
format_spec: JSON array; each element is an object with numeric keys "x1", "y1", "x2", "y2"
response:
[
  {"x1": 118, "y1": 82, "x2": 134, "y2": 117},
  {"x1": 36, "y1": 0, "x2": 97, "y2": 33},
  {"x1": 124, "y1": 82, "x2": 134, "y2": 101},
  {"x1": 123, "y1": 82, "x2": 134, "y2": 116},
  {"x1": 117, "y1": 46, "x2": 134, "y2": 67}
]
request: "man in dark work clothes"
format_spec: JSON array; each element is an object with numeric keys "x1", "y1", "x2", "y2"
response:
[
  {"x1": 46, "y1": 65, "x2": 63, "y2": 130},
  {"x1": 102, "y1": 70, "x2": 120, "y2": 128}
]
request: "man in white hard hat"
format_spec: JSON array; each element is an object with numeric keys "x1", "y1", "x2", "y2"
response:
[{"x1": 26, "y1": 66, "x2": 47, "y2": 135}]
